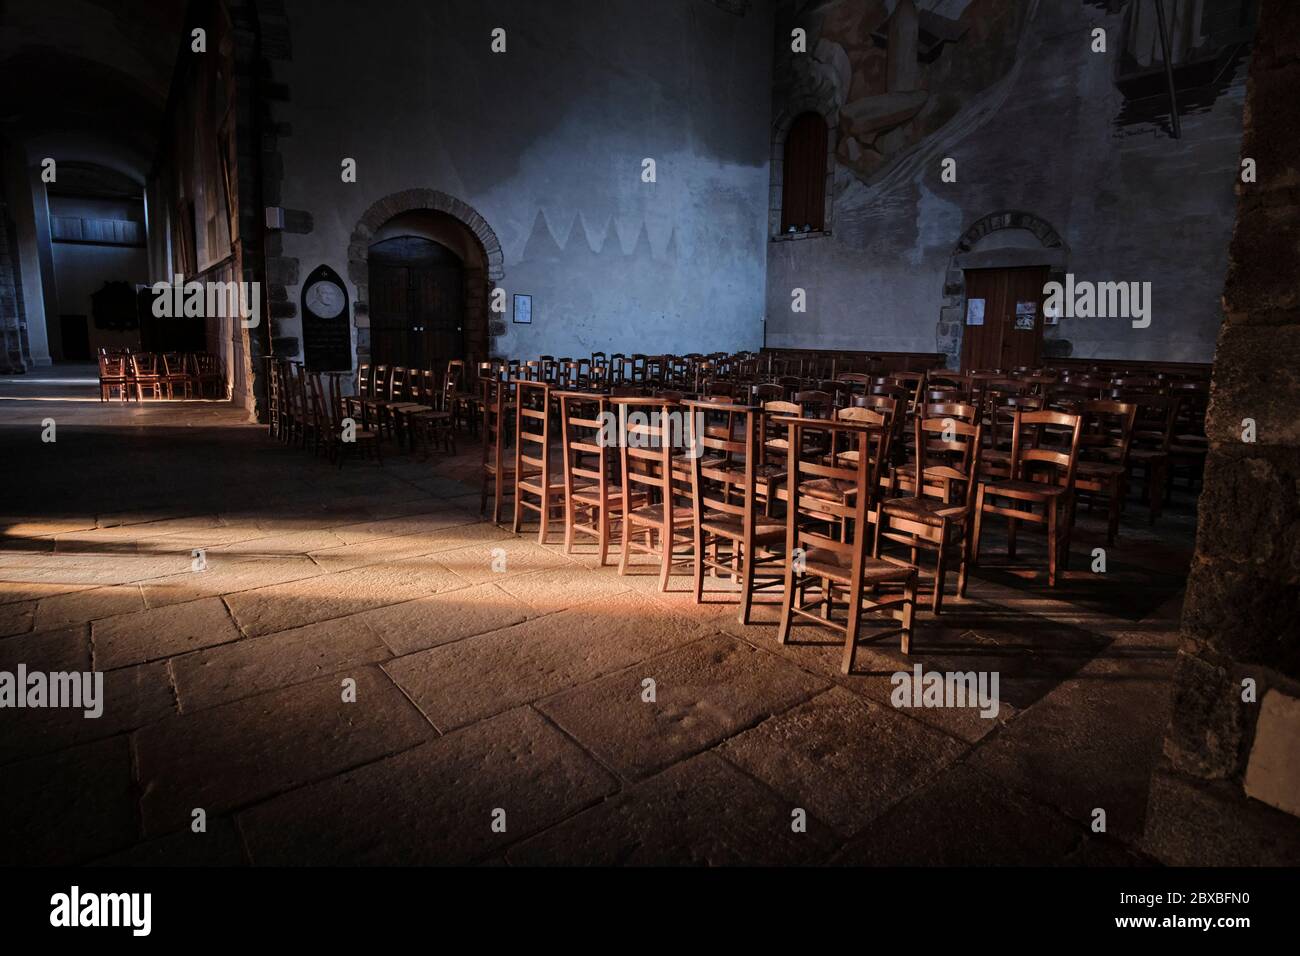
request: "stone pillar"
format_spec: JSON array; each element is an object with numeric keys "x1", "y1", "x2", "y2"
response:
[{"x1": 1141, "y1": 0, "x2": 1300, "y2": 865}]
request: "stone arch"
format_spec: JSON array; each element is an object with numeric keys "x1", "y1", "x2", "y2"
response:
[
  {"x1": 769, "y1": 94, "x2": 838, "y2": 239},
  {"x1": 347, "y1": 189, "x2": 505, "y2": 366},
  {"x1": 936, "y1": 210, "x2": 1070, "y2": 368}
]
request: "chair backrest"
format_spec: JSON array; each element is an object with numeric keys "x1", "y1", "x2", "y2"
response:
[
  {"x1": 685, "y1": 399, "x2": 761, "y2": 526},
  {"x1": 1127, "y1": 393, "x2": 1182, "y2": 453},
  {"x1": 610, "y1": 395, "x2": 685, "y2": 511},
  {"x1": 482, "y1": 376, "x2": 515, "y2": 470},
  {"x1": 1080, "y1": 399, "x2": 1137, "y2": 465},
  {"x1": 1010, "y1": 410, "x2": 1083, "y2": 490},
  {"x1": 780, "y1": 414, "x2": 887, "y2": 571},
  {"x1": 371, "y1": 365, "x2": 392, "y2": 399},
  {"x1": 794, "y1": 389, "x2": 833, "y2": 418},
  {"x1": 914, "y1": 412, "x2": 983, "y2": 508},
  {"x1": 514, "y1": 379, "x2": 553, "y2": 487},
  {"x1": 761, "y1": 399, "x2": 803, "y2": 463},
  {"x1": 560, "y1": 392, "x2": 613, "y2": 501}
]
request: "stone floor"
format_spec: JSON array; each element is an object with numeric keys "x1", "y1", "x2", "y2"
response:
[{"x1": 0, "y1": 369, "x2": 1197, "y2": 865}]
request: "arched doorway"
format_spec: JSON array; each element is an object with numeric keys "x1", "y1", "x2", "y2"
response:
[
  {"x1": 365, "y1": 209, "x2": 490, "y2": 371},
  {"x1": 350, "y1": 190, "x2": 504, "y2": 373},
  {"x1": 368, "y1": 236, "x2": 465, "y2": 370},
  {"x1": 937, "y1": 210, "x2": 1069, "y2": 369}
]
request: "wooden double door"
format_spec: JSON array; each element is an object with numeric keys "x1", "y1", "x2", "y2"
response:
[
  {"x1": 960, "y1": 266, "x2": 1048, "y2": 371},
  {"x1": 368, "y1": 236, "x2": 465, "y2": 371}
]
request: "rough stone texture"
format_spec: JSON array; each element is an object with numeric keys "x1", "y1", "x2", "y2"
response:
[
  {"x1": 350, "y1": 583, "x2": 530, "y2": 655},
  {"x1": 830, "y1": 762, "x2": 1086, "y2": 866},
  {"x1": 170, "y1": 615, "x2": 392, "y2": 713},
  {"x1": 223, "y1": 557, "x2": 463, "y2": 637},
  {"x1": 239, "y1": 707, "x2": 617, "y2": 865},
  {"x1": 1142, "y1": 0, "x2": 1300, "y2": 865},
  {"x1": 971, "y1": 659, "x2": 1175, "y2": 844},
  {"x1": 92, "y1": 817, "x2": 248, "y2": 867},
  {"x1": 0, "y1": 659, "x2": 175, "y2": 764},
  {"x1": 0, "y1": 623, "x2": 89, "y2": 672},
  {"x1": 93, "y1": 596, "x2": 243, "y2": 669},
  {"x1": 720, "y1": 687, "x2": 965, "y2": 839},
  {"x1": 0, "y1": 736, "x2": 137, "y2": 865},
  {"x1": 508, "y1": 752, "x2": 837, "y2": 866},
  {"x1": 541, "y1": 632, "x2": 829, "y2": 781},
  {"x1": 134, "y1": 666, "x2": 434, "y2": 836},
  {"x1": 385, "y1": 591, "x2": 706, "y2": 731}
]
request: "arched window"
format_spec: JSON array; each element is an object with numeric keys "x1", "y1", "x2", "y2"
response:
[{"x1": 780, "y1": 112, "x2": 828, "y2": 234}]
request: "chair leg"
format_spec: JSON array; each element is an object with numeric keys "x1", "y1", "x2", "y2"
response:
[
  {"x1": 658, "y1": 518, "x2": 673, "y2": 592},
  {"x1": 1106, "y1": 478, "x2": 1122, "y2": 545},
  {"x1": 840, "y1": 580, "x2": 863, "y2": 675},
  {"x1": 956, "y1": 523, "x2": 972, "y2": 598},
  {"x1": 693, "y1": 529, "x2": 706, "y2": 603},
  {"x1": 900, "y1": 571, "x2": 917, "y2": 654},
  {"x1": 1047, "y1": 501, "x2": 1059, "y2": 587},
  {"x1": 932, "y1": 533, "x2": 948, "y2": 615},
  {"x1": 971, "y1": 485, "x2": 987, "y2": 565},
  {"x1": 618, "y1": 519, "x2": 633, "y2": 577},
  {"x1": 738, "y1": 542, "x2": 757, "y2": 625},
  {"x1": 776, "y1": 566, "x2": 797, "y2": 645},
  {"x1": 598, "y1": 508, "x2": 611, "y2": 567}
]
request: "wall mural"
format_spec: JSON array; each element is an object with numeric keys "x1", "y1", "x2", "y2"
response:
[{"x1": 778, "y1": 0, "x2": 1027, "y2": 186}]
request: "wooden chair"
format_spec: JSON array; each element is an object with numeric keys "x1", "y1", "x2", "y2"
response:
[
  {"x1": 98, "y1": 353, "x2": 131, "y2": 402},
  {"x1": 876, "y1": 413, "x2": 983, "y2": 614},
  {"x1": 480, "y1": 376, "x2": 516, "y2": 524},
  {"x1": 972, "y1": 410, "x2": 1083, "y2": 587},
  {"x1": 612, "y1": 396, "x2": 695, "y2": 591},
  {"x1": 559, "y1": 392, "x2": 643, "y2": 565},
  {"x1": 774, "y1": 414, "x2": 918, "y2": 671},
  {"x1": 323, "y1": 371, "x2": 382, "y2": 466},
  {"x1": 685, "y1": 400, "x2": 786, "y2": 622},
  {"x1": 131, "y1": 353, "x2": 166, "y2": 401},
  {"x1": 513, "y1": 380, "x2": 565, "y2": 544},
  {"x1": 1073, "y1": 399, "x2": 1137, "y2": 545},
  {"x1": 192, "y1": 353, "x2": 224, "y2": 399},
  {"x1": 982, "y1": 394, "x2": 1044, "y2": 481},
  {"x1": 1124, "y1": 393, "x2": 1181, "y2": 524},
  {"x1": 161, "y1": 352, "x2": 193, "y2": 399},
  {"x1": 399, "y1": 369, "x2": 457, "y2": 456}
]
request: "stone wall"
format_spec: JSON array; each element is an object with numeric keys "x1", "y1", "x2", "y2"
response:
[
  {"x1": 267, "y1": 0, "x2": 774, "y2": 365},
  {"x1": 766, "y1": 0, "x2": 1251, "y2": 365},
  {"x1": 1141, "y1": 0, "x2": 1300, "y2": 866}
]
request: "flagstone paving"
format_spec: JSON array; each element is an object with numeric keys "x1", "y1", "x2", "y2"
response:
[{"x1": 0, "y1": 382, "x2": 1195, "y2": 865}]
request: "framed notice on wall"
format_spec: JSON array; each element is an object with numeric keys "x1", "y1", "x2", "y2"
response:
[
  {"x1": 1014, "y1": 300, "x2": 1037, "y2": 331},
  {"x1": 965, "y1": 298, "x2": 985, "y2": 326},
  {"x1": 513, "y1": 294, "x2": 532, "y2": 324}
]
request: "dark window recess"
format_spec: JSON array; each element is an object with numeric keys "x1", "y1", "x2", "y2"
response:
[{"x1": 780, "y1": 112, "x2": 827, "y2": 235}]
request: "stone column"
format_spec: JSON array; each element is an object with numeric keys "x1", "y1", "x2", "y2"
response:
[{"x1": 1141, "y1": 0, "x2": 1300, "y2": 865}]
